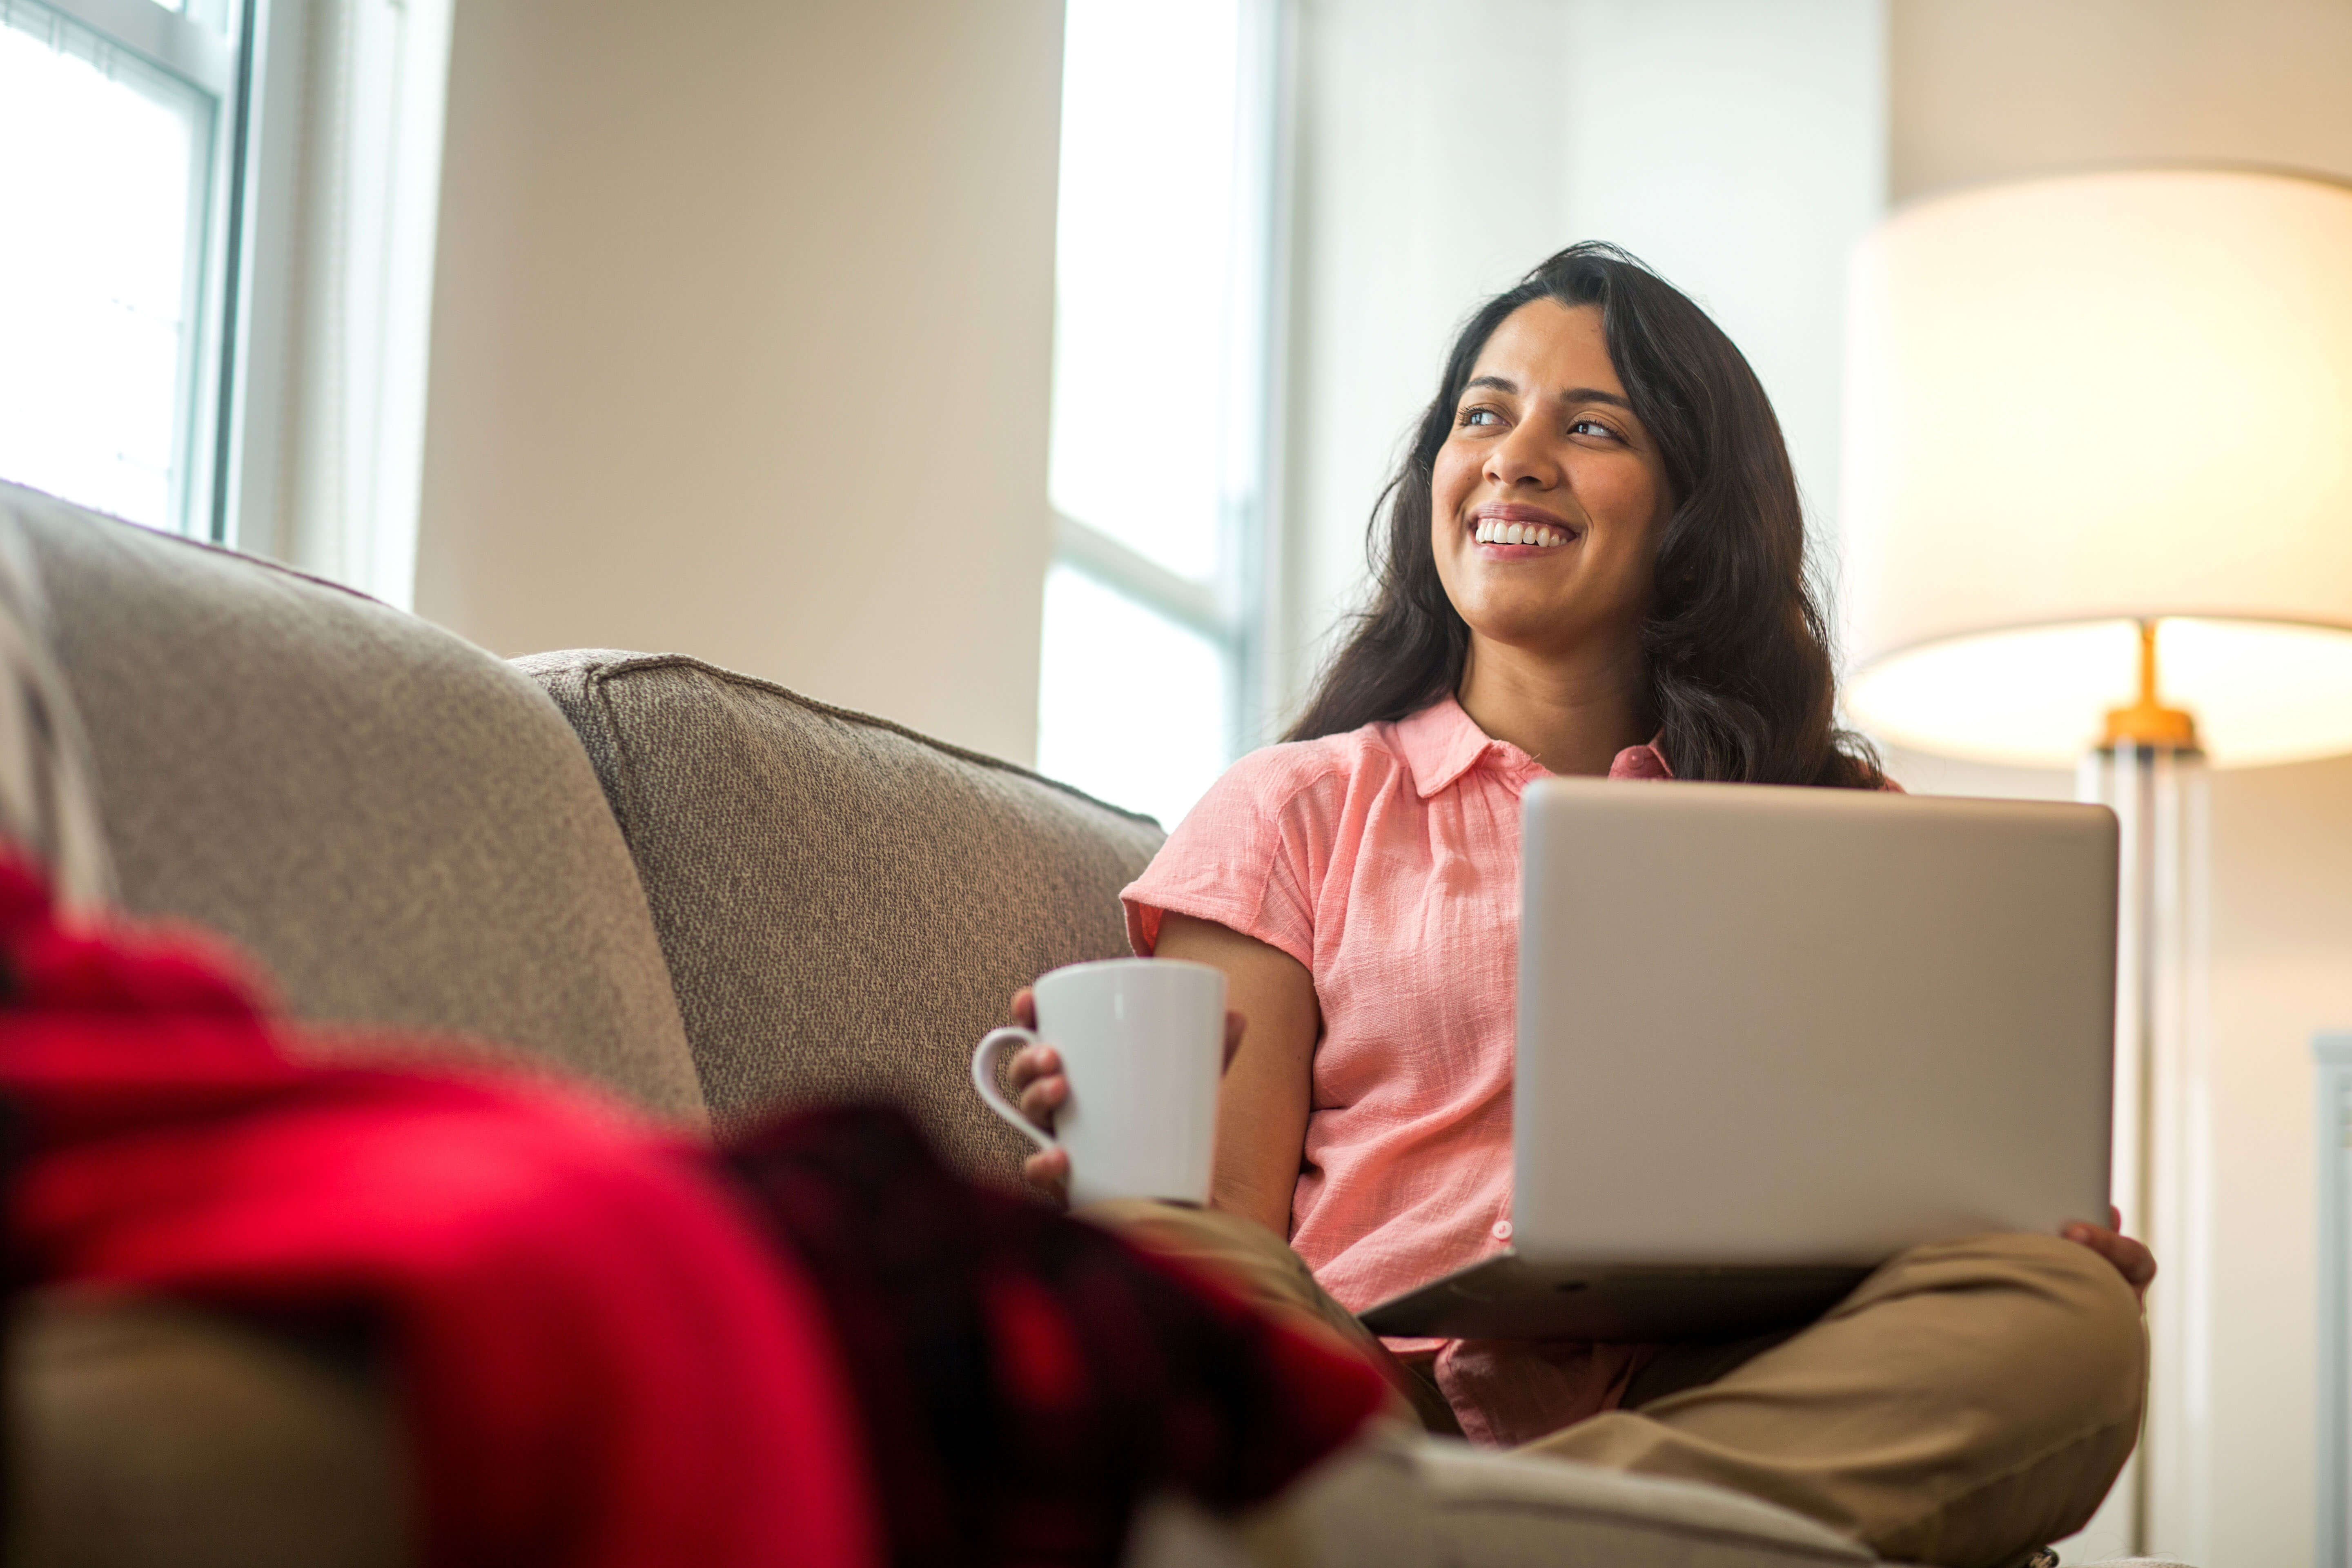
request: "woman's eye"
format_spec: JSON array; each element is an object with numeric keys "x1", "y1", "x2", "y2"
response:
[
  {"x1": 1569, "y1": 418, "x2": 1621, "y2": 441},
  {"x1": 1460, "y1": 407, "x2": 1502, "y2": 428}
]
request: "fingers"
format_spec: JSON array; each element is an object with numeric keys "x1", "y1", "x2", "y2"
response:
[
  {"x1": 1002, "y1": 1013, "x2": 1067, "y2": 1134},
  {"x1": 1007, "y1": 987, "x2": 1067, "y2": 1198},
  {"x1": 1008, "y1": 1043, "x2": 1067, "y2": 1130},
  {"x1": 2062, "y1": 1221, "x2": 2158, "y2": 1300},
  {"x1": 2111, "y1": 1234, "x2": 2158, "y2": 1292},
  {"x1": 1005, "y1": 1040, "x2": 1060, "y2": 1091},
  {"x1": 1022, "y1": 1145, "x2": 1069, "y2": 1201},
  {"x1": 1015, "y1": 1064, "x2": 1067, "y2": 1130}
]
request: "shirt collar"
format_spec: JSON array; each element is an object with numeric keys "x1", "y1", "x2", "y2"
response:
[
  {"x1": 1393, "y1": 696, "x2": 1673, "y2": 799},
  {"x1": 1393, "y1": 697, "x2": 1546, "y2": 800}
]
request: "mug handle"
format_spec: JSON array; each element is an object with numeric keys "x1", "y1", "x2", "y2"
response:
[{"x1": 972, "y1": 1026, "x2": 1058, "y2": 1154}]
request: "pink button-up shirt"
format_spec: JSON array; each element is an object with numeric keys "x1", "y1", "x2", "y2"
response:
[{"x1": 1120, "y1": 697, "x2": 1674, "y2": 1442}]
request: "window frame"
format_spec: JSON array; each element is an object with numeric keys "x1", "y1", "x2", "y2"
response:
[
  {"x1": 4, "y1": 0, "x2": 254, "y2": 541},
  {"x1": 1043, "y1": 0, "x2": 1294, "y2": 770}
]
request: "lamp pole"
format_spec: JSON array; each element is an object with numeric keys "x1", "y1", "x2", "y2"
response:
[{"x1": 2076, "y1": 618, "x2": 2212, "y2": 1557}]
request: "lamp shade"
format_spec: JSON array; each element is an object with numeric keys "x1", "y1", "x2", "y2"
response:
[{"x1": 1840, "y1": 168, "x2": 2352, "y2": 768}]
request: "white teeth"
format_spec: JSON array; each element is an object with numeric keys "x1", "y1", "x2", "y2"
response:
[{"x1": 1474, "y1": 519, "x2": 1574, "y2": 546}]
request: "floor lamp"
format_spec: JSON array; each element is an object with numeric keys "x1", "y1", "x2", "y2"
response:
[{"x1": 1837, "y1": 167, "x2": 2352, "y2": 1560}]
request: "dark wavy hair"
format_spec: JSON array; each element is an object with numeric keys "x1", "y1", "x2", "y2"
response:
[{"x1": 1285, "y1": 243, "x2": 1881, "y2": 789}]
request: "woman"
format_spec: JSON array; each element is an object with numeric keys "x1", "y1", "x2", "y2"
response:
[{"x1": 1009, "y1": 244, "x2": 2149, "y2": 1568}]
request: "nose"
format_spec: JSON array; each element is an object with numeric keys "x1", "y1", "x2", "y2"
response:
[{"x1": 1483, "y1": 419, "x2": 1559, "y2": 491}]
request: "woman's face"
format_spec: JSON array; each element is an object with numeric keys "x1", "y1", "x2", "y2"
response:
[{"x1": 1429, "y1": 299, "x2": 1672, "y2": 662}]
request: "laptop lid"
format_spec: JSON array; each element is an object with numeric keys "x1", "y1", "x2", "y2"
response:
[{"x1": 1513, "y1": 779, "x2": 2116, "y2": 1267}]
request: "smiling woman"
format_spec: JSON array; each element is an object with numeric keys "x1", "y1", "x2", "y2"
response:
[
  {"x1": 999, "y1": 244, "x2": 2161, "y2": 1567},
  {"x1": 1290, "y1": 243, "x2": 1882, "y2": 789}
]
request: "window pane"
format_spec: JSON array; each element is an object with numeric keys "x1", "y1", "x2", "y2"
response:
[
  {"x1": 1037, "y1": 564, "x2": 1231, "y2": 829},
  {"x1": 0, "y1": 2, "x2": 214, "y2": 531},
  {"x1": 1049, "y1": 0, "x2": 1243, "y2": 583}
]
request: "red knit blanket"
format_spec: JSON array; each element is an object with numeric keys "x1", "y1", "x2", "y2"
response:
[{"x1": 0, "y1": 859, "x2": 1382, "y2": 1566}]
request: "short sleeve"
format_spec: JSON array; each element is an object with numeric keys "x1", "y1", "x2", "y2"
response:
[{"x1": 1119, "y1": 743, "x2": 1337, "y2": 972}]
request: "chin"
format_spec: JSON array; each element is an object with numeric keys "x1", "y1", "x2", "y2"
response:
[
  {"x1": 1475, "y1": 592, "x2": 1637, "y2": 652},
  {"x1": 1464, "y1": 608, "x2": 1581, "y2": 648},
  {"x1": 1457, "y1": 582, "x2": 1575, "y2": 629}
]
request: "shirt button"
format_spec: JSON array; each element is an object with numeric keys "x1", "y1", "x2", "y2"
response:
[{"x1": 1491, "y1": 1220, "x2": 1514, "y2": 1242}]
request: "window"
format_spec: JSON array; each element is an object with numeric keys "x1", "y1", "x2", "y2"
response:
[
  {"x1": 0, "y1": 0, "x2": 249, "y2": 538},
  {"x1": 1035, "y1": 0, "x2": 1285, "y2": 829}
]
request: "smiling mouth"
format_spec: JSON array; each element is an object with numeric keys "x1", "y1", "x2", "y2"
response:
[{"x1": 1472, "y1": 517, "x2": 1574, "y2": 548}]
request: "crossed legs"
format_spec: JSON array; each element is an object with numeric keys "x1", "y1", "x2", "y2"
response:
[{"x1": 1084, "y1": 1201, "x2": 2145, "y2": 1568}]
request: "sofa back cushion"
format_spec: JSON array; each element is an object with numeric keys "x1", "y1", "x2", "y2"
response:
[
  {"x1": 1, "y1": 486, "x2": 705, "y2": 1123},
  {"x1": 517, "y1": 651, "x2": 1164, "y2": 1182}
]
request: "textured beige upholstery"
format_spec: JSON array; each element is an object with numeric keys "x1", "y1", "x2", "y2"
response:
[
  {"x1": 0, "y1": 486, "x2": 703, "y2": 1123},
  {"x1": 516, "y1": 649, "x2": 1163, "y2": 1180},
  {"x1": 5, "y1": 1298, "x2": 406, "y2": 1568}
]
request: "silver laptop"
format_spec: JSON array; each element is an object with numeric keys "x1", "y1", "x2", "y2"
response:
[{"x1": 1360, "y1": 778, "x2": 2116, "y2": 1342}]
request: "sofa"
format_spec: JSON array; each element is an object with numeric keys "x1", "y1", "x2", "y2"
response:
[{"x1": 0, "y1": 483, "x2": 2157, "y2": 1568}]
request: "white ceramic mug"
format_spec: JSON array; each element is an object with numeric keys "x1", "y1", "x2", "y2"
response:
[{"x1": 971, "y1": 957, "x2": 1227, "y2": 1207}]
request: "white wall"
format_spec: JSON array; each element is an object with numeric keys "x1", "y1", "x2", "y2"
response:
[
  {"x1": 1888, "y1": 6, "x2": 2352, "y2": 1561},
  {"x1": 411, "y1": 0, "x2": 1065, "y2": 762},
  {"x1": 1277, "y1": 0, "x2": 1884, "y2": 724}
]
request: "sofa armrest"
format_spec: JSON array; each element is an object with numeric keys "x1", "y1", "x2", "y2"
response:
[{"x1": 5, "y1": 1294, "x2": 406, "y2": 1568}]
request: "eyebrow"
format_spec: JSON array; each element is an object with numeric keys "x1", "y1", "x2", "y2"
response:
[{"x1": 1464, "y1": 374, "x2": 1633, "y2": 410}]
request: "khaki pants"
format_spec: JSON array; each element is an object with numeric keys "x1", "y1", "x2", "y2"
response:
[{"x1": 1085, "y1": 1200, "x2": 2145, "y2": 1568}]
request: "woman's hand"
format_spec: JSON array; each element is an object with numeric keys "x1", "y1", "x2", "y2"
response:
[
  {"x1": 1002, "y1": 985, "x2": 1247, "y2": 1202},
  {"x1": 2062, "y1": 1206, "x2": 2156, "y2": 1302},
  {"x1": 1003, "y1": 988, "x2": 1072, "y2": 1198}
]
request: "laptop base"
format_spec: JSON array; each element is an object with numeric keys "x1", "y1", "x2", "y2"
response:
[{"x1": 1358, "y1": 1254, "x2": 1872, "y2": 1341}]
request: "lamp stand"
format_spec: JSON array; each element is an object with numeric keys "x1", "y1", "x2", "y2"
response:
[{"x1": 2073, "y1": 620, "x2": 2214, "y2": 1561}]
